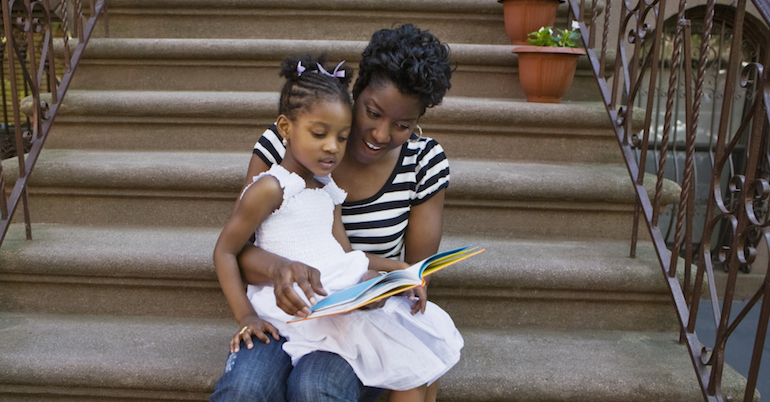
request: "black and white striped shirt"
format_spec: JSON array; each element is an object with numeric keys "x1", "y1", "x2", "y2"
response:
[{"x1": 253, "y1": 125, "x2": 450, "y2": 258}]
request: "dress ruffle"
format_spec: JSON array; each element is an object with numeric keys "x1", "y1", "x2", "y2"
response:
[{"x1": 281, "y1": 297, "x2": 463, "y2": 391}]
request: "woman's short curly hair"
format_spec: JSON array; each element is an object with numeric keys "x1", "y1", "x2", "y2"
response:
[{"x1": 353, "y1": 24, "x2": 452, "y2": 115}]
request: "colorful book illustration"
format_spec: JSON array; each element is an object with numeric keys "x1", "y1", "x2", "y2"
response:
[{"x1": 289, "y1": 245, "x2": 484, "y2": 322}]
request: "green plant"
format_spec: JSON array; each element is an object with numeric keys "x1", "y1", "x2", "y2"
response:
[{"x1": 526, "y1": 26, "x2": 581, "y2": 48}]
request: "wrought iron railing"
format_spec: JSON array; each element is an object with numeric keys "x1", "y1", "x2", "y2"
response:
[
  {"x1": 0, "y1": 0, "x2": 106, "y2": 247},
  {"x1": 567, "y1": 0, "x2": 769, "y2": 400}
]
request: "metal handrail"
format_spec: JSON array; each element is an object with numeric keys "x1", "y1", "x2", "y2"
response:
[
  {"x1": 567, "y1": 0, "x2": 769, "y2": 401},
  {"x1": 0, "y1": 0, "x2": 106, "y2": 247}
]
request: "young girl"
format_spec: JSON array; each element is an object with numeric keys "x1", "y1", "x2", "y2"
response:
[{"x1": 213, "y1": 55, "x2": 463, "y2": 401}]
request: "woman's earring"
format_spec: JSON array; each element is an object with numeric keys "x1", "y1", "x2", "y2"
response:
[
  {"x1": 410, "y1": 125, "x2": 423, "y2": 143},
  {"x1": 282, "y1": 137, "x2": 288, "y2": 147}
]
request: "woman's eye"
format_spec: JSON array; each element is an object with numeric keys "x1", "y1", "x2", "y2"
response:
[
  {"x1": 366, "y1": 108, "x2": 380, "y2": 118},
  {"x1": 397, "y1": 124, "x2": 410, "y2": 131}
]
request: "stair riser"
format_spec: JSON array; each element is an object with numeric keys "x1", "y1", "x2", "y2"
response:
[
  {"x1": 94, "y1": 3, "x2": 585, "y2": 45},
  {"x1": 11, "y1": 193, "x2": 645, "y2": 240},
  {"x1": 68, "y1": 61, "x2": 602, "y2": 103},
  {"x1": 95, "y1": 10, "x2": 510, "y2": 44},
  {"x1": 443, "y1": 203, "x2": 647, "y2": 240},
  {"x1": 436, "y1": 296, "x2": 679, "y2": 332},
  {"x1": 0, "y1": 280, "x2": 232, "y2": 319},
  {"x1": 45, "y1": 121, "x2": 622, "y2": 164},
  {"x1": 0, "y1": 280, "x2": 676, "y2": 331}
]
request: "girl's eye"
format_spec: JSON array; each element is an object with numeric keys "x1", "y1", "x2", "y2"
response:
[
  {"x1": 338, "y1": 136, "x2": 348, "y2": 143},
  {"x1": 312, "y1": 132, "x2": 325, "y2": 138}
]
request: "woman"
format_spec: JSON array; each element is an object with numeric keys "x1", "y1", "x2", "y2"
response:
[{"x1": 211, "y1": 23, "x2": 453, "y2": 402}]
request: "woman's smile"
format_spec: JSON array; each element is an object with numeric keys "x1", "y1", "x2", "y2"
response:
[
  {"x1": 347, "y1": 81, "x2": 422, "y2": 166},
  {"x1": 364, "y1": 140, "x2": 383, "y2": 151}
]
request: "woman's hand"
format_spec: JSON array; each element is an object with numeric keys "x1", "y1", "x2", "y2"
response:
[
  {"x1": 359, "y1": 270, "x2": 389, "y2": 310},
  {"x1": 231, "y1": 315, "x2": 280, "y2": 353},
  {"x1": 404, "y1": 284, "x2": 428, "y2": 315},
  {"x1": 271, "y1": 260, "x2": 327, "y2": 318},
  {"x1": 237, "y1": 244, "x2": 327, "y2": 319}
]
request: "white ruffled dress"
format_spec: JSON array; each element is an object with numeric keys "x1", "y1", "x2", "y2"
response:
[{"x1": 244, "y1": 164, "x2": 463, "y2": 391}]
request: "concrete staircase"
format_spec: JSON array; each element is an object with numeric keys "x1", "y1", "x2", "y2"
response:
[{"x1": 0, "y1": 0, "x2": 755, "y2": 400}]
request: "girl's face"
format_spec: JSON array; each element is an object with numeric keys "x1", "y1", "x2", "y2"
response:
[
  {"x1": 347, "y1": 80, "x2": 423, "y2": 166},
  {"x1": 279, "y1": 99, "x2": 352, "y2": 181}
]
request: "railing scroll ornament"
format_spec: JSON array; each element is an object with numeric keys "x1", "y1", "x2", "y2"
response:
[
  {"x1": 0, "y1": 0, "x2": 106, "y2": 246},
  {"x1": 567, "y1": 0, "x2": 770, "y2": 400}
]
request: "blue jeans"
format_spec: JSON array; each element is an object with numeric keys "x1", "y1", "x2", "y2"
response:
[{"x1": 210, "y1": 336, "x2": 383, "y2": 402}]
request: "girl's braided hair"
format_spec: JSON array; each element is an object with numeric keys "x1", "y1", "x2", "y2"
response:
[
  {"x1": 278, "y1": 54, "x2": 353, "y2": 120},
  {"x1": 353, "y1": 24, "x2": 452, "y2": 116}
]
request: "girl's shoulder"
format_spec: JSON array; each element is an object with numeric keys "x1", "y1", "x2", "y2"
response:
[
  {"x1": 242, "y1": 165, "x2": 306, "y2": 203},
  {"x1": 314, "y1": 174, "x2": 348, "y2": 205}
]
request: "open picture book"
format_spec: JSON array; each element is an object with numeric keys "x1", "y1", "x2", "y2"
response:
[{"x1": 289, "y1": 245, "x2": 484, "y2": 323}]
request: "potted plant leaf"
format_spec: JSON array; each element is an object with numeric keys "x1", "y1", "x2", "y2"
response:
[
  {"x1": 512, "y1": 24, "x2": 586, "y2": 103},
  {"x1": 498, "y1": 0, "x2": 564, "y2": 45}
]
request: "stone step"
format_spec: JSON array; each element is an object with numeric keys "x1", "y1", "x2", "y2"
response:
[
  {"x1": 89, "y1": 0, "x2": 590, "y2": 44},
  {"x1": 0, "y1": 312, "x2": 753, "y2": 401},
  {"x1": 1, "y1": 151, "x2": 679, "y2": 238},
  {"x1": 64, "y1": 38, "x2": 606, "y2": 102},
  {"x1": 0, "y1": 224, "x2": 679, "y2": 332},
  {"x1": 30, "y1": 91, "x2": 628, "y2": 164}
]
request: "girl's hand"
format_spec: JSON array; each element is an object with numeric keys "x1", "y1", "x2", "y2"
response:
[{"x1": 231, "y1": 315, "x2": 280, "y2": 353}]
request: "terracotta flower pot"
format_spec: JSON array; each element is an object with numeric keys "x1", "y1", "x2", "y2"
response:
[
  {"x1": 512, "y1": 45, "x2": 586, "y2": 103},
  {"x1": 499, "y1": 0, "x2": 562, "y2": 46}
]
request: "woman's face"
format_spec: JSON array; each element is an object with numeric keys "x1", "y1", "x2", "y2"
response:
[{"x1": 347, "y1": 80, "x2": 423, "y2": 166}]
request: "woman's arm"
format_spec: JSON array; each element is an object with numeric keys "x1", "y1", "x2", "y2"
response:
[
  {"x1": 237, "y1": 244, "x2": 326, "y2": 317},
  {"x1": 403, "y1": 189, "x2": 446, "y2": 264},
  {"x1": 401, "y1": 188, "x2": 447, "y2": 314}
]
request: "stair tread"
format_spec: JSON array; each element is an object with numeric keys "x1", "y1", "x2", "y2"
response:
[
  {"x1": 33, "y1": 90, "x2": 612, "y2": 125},
  {"x1": 2, "y1": 149, "x2": 679, "y2": 204},
  {"x1": 73, "y1": 37, "x2": 598, "y2": 69},
  {"x1": 0, "y1": 223, "x2": 669, "y2": 294},
  {"x1": 0, "y1": 312, "x2": 745, "y2": 401},
  {"x1": 102, "y1": 0, "x2": 504, "y2": 12}
]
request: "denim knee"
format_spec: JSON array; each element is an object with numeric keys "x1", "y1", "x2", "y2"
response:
[
  {"x1": 210, "y1": 337, "x2": 292, "y2": 402},
  {"x1": 287, "y1": 351, "x2": 383, "y2": 402}
]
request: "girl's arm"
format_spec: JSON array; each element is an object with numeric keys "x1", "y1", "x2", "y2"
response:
[
  {"x1": 214, "y1": 176, "x2": 283, "y2": 345},
  {"x1": 244, "y1": 154, "x2": 270, "y2": 189},
  {"x1": 231, "y1": 154, "x2": 272, "y2": 214}
]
